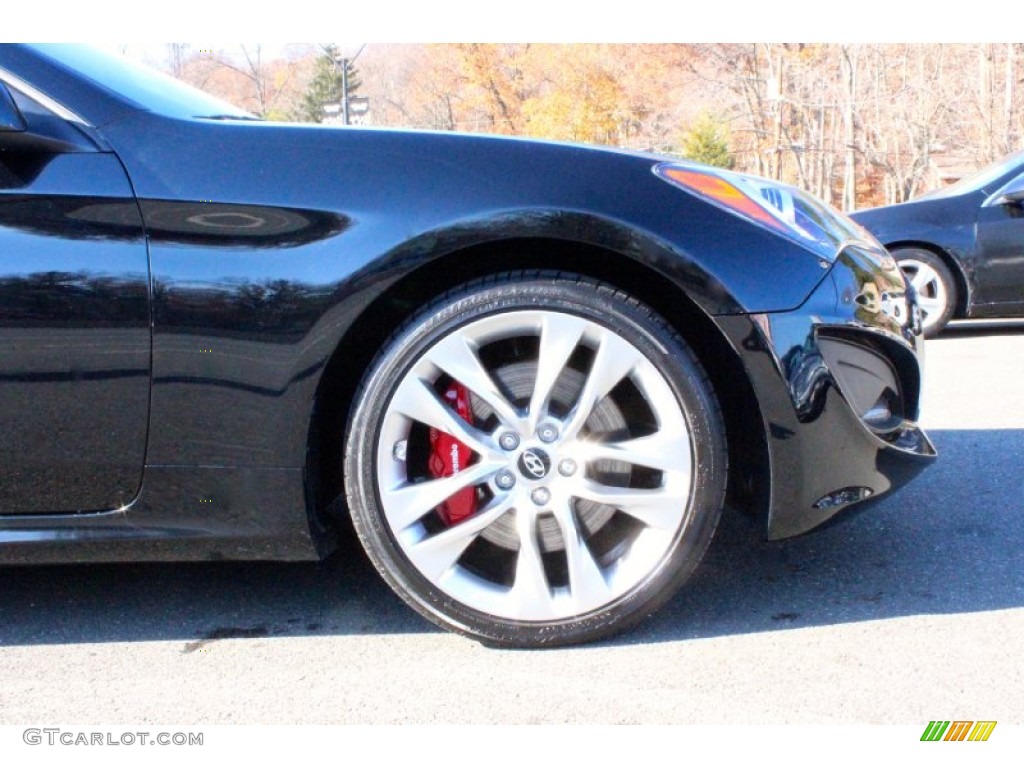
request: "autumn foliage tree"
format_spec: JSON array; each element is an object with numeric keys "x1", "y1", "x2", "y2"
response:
[
  {"x1": 520, "y1": 46, "x2": 625, "y2": 144},
  {"x1": 162, "y1": 43, "x2": 1024, "y2": 208}
]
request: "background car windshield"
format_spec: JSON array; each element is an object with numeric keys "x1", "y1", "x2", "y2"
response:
[
  {"x1": 917, "y1": 147, "x2": 1024, "y2": 201},
  {"x1": 29, "y1": 44, "x2": 254, "y2": 120}
]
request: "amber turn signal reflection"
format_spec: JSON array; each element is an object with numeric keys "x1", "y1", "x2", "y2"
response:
[{"x1": 655, "y1": 164, "x2": 790, "y2": 235}]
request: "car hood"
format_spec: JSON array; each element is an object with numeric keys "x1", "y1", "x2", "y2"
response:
[{"x1": 850, "y1": 192, "x2": 982, "y2": 245}]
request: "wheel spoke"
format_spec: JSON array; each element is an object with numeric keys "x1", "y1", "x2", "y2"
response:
[
  {"x1": 528, "y1": 314, "x2": 588, "y2": 431},
  {"x1": 900, "y1": 259, "x2": 948, "y2": 325},
  {"x1": 576, "y1": 431, "x2": 691, "y2": 473},
  {"x1": 425, "y1": 333, "x2": 522, "y2": 428},
  {"x1": 390, "y1": 376, "x2": 492, "y2": 456},
  {"x1": 407, "y1": 496, "x2": 514, "y2": 580},
  {"x1": 551, "y1": 500, "x2": 610, "y2": 608},
  {"x1": 382, "y1": 461, "x2": 502, "y2": 531},
  {"x1": 509, "y1": 510, "x2": 552, "y2": 612},
  {"x1": 563, "y1": 329, "x2": 642, "y2": 439},
  {"x1": 917, "y1": 295, "x2": 944, "y2": 315},
  {"x1": 909, "y1": 268, "x2": 932, "y2": 295},
  {"x1": 571, "y1": 478, "x2": 687, "y2": 530}
]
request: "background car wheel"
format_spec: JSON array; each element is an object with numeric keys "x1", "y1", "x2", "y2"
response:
[
  {"x1": 893, "y1": 247, "x2": 957, "y2": 336},
  {"x1": 344, "y1": 273, "x2": 727, "y2": 647}
]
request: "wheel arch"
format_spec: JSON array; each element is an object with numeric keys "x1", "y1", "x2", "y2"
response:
[
  {"x1": 305, "y1": 237, "x2": 771, "y2": 545},
  {"x1": 886, "y1": 240, "x2": 971, "y2": 318}
]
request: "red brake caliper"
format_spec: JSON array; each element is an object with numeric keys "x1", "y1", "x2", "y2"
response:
[{"x1": 428, "y1": 381, "x2": 478, "y2": 526}]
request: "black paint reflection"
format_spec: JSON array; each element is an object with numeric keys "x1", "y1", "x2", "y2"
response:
[
  {"x1": 141, "y1": 200, "x2": 350, "y2": 248},
  {"x1": 834, "y1": 245, "x2": 916, "y2": 342},
  {"x1": 147, "y1": 274, "x2": 337, "y2": 466},
  {"x1": 0, "y1": 195, "x2": 144, "y2": 240},
  {"x1": 779, "y1": 332, "x2": 830, "y2": 422},
  {"x1": 0, "y1": 152, "x2": 150, "y2": 514},
  {"x1": 154, "y1": 277, "x2": 330, "y2": 342},
  {"x1": 0, "y1": 270, "x2": 147, "y2": 327},
  {"x1": 0, "y1": 153, "x2": 50, "y2": 189}
]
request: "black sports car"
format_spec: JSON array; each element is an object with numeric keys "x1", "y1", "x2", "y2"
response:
[
  {"x1": 852, "y1": 149, "x2": 1024, "y2": 336},
  {"x1": 0, "y1": 44, "x2": 935, "y2": 647}
]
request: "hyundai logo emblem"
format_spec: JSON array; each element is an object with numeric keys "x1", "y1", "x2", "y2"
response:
[{"x1": 518, "y1": 449, "x2": 551, "y2": 480}]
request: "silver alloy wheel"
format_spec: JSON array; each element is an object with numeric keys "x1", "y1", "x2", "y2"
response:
[
  {"x1": 899, "y1": 257, "x2": 949, "y2": 333},
  {"x1": 345, "y1": 275, "x2": 726, "y2": 646},
  {"x1": 375, "y1": 310, "x2": 695, "y2": 622}
]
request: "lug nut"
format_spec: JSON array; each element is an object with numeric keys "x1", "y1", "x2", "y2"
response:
[
  {"x1": 498, "y1": 432, "x2": 520, "y2": 451},
  {"x1": 537, "y1": 423, "x2": 559, "y2": 443},
  {"x1": 530, "y1": 487, "x2": 551, "y2": 506},
  {"x1": 557, "y1": 459, "x2": 577, "y2": 477},
  {"x1": 495, "y1": 470, "x2": 516, "y2": 490}
]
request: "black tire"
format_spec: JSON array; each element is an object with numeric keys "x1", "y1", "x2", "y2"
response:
[
  {"x1": 344, "y1": 273, "x2": 727, "y2": 647},
  {"x1": 893, "y1": 247, "x2": 957, "y2": 337}
]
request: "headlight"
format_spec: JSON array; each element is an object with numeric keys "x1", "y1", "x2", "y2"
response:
[{"x1": 653, "y1": 162, "x2": 873, "y2": 264}]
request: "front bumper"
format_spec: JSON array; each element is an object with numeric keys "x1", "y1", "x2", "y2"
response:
[{"x1": 720, "y1": 243, "x2": 936, "y2": 539}]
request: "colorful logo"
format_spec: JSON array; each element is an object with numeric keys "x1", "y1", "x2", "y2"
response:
[{"x1": 921, "y1": 721, "x2": 997, "y2": 742}]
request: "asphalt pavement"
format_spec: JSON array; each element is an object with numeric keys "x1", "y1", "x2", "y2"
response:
[{"x1": 0, "y1": 321, "x2": 1021, "y2": 724}]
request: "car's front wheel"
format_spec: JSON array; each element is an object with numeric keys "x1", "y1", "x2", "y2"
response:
[
  {"x1": 893, "y1": 247, "x2": 957, "y2": 336},
  {"x1": 344, "y1": 274, "x2": 727, "y2": 647}
]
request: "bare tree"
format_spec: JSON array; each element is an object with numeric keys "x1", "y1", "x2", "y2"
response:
[
  {"x1": 215, "y1": 44, "x2": 296, "y2": 118},
  {"x1": 166, "y1": 44, "x2": 189, "y2": 79}
]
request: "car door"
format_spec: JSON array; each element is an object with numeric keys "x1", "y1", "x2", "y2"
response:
[
  {"x1": 0, "y1": 77, "x2": 150, "y2": 513},
  {"x1": 973, "y1": 172, "x2": 1024, "y2": 315}
]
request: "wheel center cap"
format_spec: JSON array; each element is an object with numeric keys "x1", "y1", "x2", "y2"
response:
[{"x1": 517, "y1": 448, "x2": 551, "y2": 480}]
